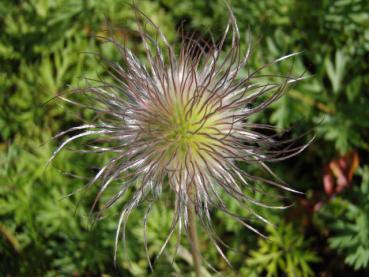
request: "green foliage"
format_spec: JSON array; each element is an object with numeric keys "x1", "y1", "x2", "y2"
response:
[
  {"x1": 1, "y1": 0, "x2": 369, "y2": 275},
  {"x1": 244, "y1": 223, "x2": 320, "y2": 277},
  {"x1": 317, "y1": 167, "x2": 369, "y2": 270}
]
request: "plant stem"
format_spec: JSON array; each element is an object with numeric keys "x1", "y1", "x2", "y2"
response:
[{"x1": 188, "y1": 201, "x2": 202, "y2": 277}]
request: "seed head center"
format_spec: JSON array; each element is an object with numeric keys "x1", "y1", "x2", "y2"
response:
[{"x1": 171, "y1": 105, "x2": 199, "y2": 146}]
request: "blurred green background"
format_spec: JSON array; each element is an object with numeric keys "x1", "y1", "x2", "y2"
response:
[{"x1": 1, "y1": 0, "x2": 369, "y2": 276}]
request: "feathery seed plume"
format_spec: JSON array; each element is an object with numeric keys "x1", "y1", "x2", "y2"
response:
[{"x1": 49, "y1": 5, "x2": 309, "y2": 268}]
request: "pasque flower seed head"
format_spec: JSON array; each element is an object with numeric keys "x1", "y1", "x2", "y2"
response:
[{"x1": 50, "y1": 6, "x2": 309, "y2": 266}]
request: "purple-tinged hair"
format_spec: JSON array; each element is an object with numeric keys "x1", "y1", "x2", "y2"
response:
[{"x1": 49, "y1": 5, "x2": 309, "y2": 268}]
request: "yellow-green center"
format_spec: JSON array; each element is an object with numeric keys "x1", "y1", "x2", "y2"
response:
[{"x1": 144, "y1": 92, "x2": 226, "y2": 171}]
